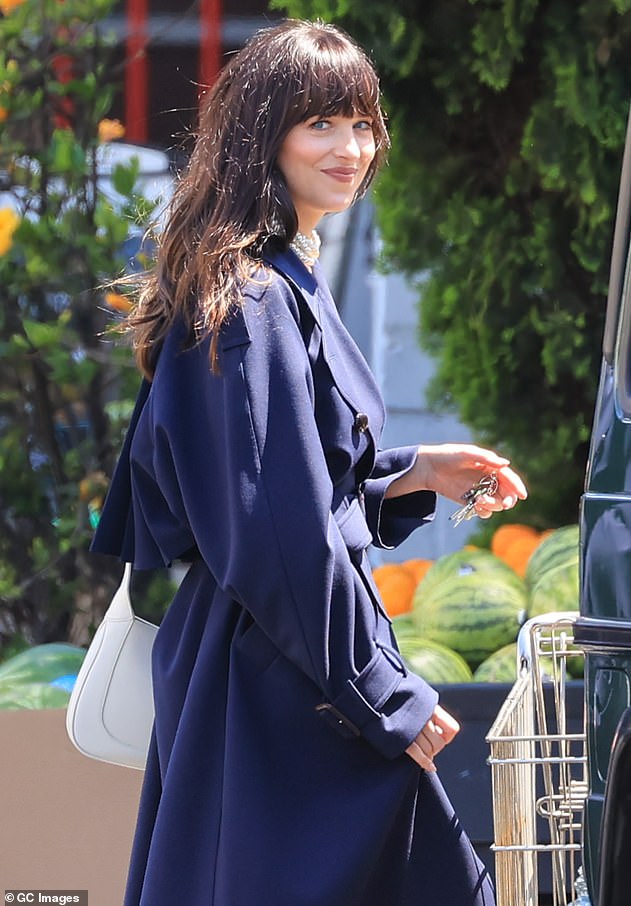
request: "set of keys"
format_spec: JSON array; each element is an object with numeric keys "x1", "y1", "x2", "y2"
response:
[{"x1": 449, "y1": 473, "x2": 499, "y2": 527}]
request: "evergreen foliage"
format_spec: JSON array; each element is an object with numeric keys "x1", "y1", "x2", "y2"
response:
[{"x1": 275, "y1": 0, "x2": 631, "y2": 525}]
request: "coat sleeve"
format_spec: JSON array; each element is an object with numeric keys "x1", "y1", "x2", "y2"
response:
[
  {"x1": 139, "y1": 279, "x2": 438, "y2": 760},
  {"x1": 362, "y1": 448, "x2": 437, "y2": 550}
]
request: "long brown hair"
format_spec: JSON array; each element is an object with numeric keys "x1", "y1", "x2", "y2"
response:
[{"x1": 129, "y1": 19, "x2": 389, "y2": 378}]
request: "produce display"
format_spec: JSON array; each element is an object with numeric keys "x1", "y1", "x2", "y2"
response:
[
  {"x1": 374, "y1": 524, "x2": 581, "y2": 684},
  {"x1": 0, "y1": 643, "x2": 85, "y2": 710},
  {"x1": 372, "y1": 559, "x2": 433, "y2": 617},
  {"x1": 472, "y1": 644, "x2": 518, "y2": 683},
  {"x1": 525, "y1": 525, "x2": 580, "y2": 617},
  {"x1": 394, "y1": 625, "x2": 474, "y2": 684},
  {"x1": 412, "y1": 549, "x2": 527, "y2": 669}
]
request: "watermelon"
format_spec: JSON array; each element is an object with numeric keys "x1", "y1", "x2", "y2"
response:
[
  {"x1": 0, "y1": 681, "x2": 71, "y2": 710},
  {"x1": 0, "y1": 643, "x2": 86, "y2": 685},
  {"x1": 391, "y1": 616, "x2": 418, "y2": 643},
  {"x1": 392, "y1": 618, "x2": 473, "y2": 682},
  {"x1": 525, "y1": 525, "x2": 579, "y2": 617},
  {"x1": 473, "y1": 644, "x2": 518, "y2": 683},
  {"x1": 412, "y1": 548, "x2": 527, "y2": 669},
  {"x1": 396, "y1": 636, "x2": 473, "y2": 684}
]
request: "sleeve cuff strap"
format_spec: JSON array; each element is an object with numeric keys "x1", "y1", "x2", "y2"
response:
[{"x1": 315, "y1": 645, "x2": 407, "y2": 739}]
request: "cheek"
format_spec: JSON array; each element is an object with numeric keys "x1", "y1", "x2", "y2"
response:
[
  {"x1": 276, "y1": 148, "x2": 292, "y2": 183},
  {"x1": 361, "y1": 135, "x2": 376, "y2": 158},
  {"x1": 361, "y1": 144, "x2": 376, "y2": 172},
  {"x1": 276, "y1": 136, "x2": 303, "y2": 179}
]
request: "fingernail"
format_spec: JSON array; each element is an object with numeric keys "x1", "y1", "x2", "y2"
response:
[{"x1": 503, "y1": 496, "x2": 516, "y2": 507}]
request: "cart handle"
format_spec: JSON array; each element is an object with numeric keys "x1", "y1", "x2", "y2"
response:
[{"x1": 517, "y1": 612, "x2": 580, "y2": 674}]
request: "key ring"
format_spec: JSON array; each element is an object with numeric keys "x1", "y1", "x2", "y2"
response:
[{"x1": 449, "y1": 473, "x2": 499, "y2": 527}]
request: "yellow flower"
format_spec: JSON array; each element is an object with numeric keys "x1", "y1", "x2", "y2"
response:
[
  {"x1": 104, "y1": 291, "x2": 132, "y2": 312},
  {"x1": 0, "y1": 207, "x2": 20, "y2": 256},
  {"x1": 0, "y1": 107, "x2": 7, "y2": 123},
  {"x1": 0, "y1": 0, "x2": 25, "y2": 13},
  {"x1": 98, "y1": 118, "x2": 125, "y2": 143}
]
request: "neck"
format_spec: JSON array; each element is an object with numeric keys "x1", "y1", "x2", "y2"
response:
[{"x1": 289, "y1": 229, "x2": 321, "y2": 270}]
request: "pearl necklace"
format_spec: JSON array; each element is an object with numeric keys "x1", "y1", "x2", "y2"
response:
[{"x1": 289, "y1": 230, "x2": 321, "y2": 269}]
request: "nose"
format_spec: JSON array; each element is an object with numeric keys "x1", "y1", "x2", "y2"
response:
[{"x1": 334, "y1": 125, "x2": 362, "y2": 160}]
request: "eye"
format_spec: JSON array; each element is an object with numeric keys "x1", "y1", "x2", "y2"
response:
[
  {"x1": 309, "y1": 119, "x2": 330, "y2": 131},
  {"x1": 354, "y1": 119, "x2": 374, "y2": 131}
]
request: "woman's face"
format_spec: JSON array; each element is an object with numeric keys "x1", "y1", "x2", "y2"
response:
[{"x1": 277, "y1": 114, "x2": 376, "y2": 233}]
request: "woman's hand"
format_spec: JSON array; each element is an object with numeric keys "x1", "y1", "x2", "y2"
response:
[
  {"x1": 385, "y1": 443, "x2": 527, "y2": 519},
  {"x1": 405, "y1": 704, "x2": 460, "y2": 771}
]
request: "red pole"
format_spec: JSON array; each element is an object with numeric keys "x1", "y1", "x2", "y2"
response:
[
  {"x1": 51, "y1": 44, "x2": 74, "y2": 130},
  {"x1": 52, "y1": 1, "x2": 74, "y2": 130},
  {"x1": 125, "y1": 0, "x2": 149, "y2": 143},
  {"x1": 198, "y1": 0, "x2": 222, "y2": 93}
]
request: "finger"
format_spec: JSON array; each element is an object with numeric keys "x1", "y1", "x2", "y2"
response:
[
  {"x1": 474, "y1": 495, "x2": 503, "y2": 519},
  {"x1": 476, "y1": 493, "x2": 504, "y2": 512},
  {"x1": 497, "y1": 466, "x2": 528, "y2": 500},
  {"x1": 470, "y1": 449, "x2": 511, "y2": 469},
  {"x1": 418, "y1": 724, "x2": 444, "y2": 755},
  {"x1": 433, "y1": 705, "x2": 460, "y2": 742},
  {"x1": 435, "y1": 722, "x2": 458, "y2": 746},
  {"x1": 421, "y1": 724, "x2": 447, "y2": 756},
  {"x1": 406, "y1": 740, "x2": 436, "y2": 772},
  {"x1": 478, "y1": 490, "x2": 523, "y2": 512}
]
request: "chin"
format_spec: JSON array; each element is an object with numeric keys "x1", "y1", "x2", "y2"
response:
[{"x1": 326, "y1": 198, "x2": 354, "y2": 215}]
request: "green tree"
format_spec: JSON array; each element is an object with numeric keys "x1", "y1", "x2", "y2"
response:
[
  {"x1": 276, "y1": 0, "x2": 631, "y2": 526},
  {"x1": 0, "y1": 0, "x2": 158, "y2": 655}
]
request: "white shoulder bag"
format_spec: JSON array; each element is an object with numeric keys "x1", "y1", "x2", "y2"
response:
[{"x1": 66, "y1": 564, "x2": 158, "y2": 770}]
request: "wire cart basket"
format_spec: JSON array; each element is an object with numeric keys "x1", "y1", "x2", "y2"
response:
[{"x1": 486, "y1": 613, "x2": 587, "y2": 906}]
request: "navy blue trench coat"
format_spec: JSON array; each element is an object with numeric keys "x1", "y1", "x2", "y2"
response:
[{"x1": 93, "y1": 249, "x2": 494, "y2": 906}]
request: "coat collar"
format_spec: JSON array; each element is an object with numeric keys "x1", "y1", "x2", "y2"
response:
[
  {"x1": 263, "y1": 247, "x2": 322, "y2": 328},
  {"x1": 263, "y1": 246, "x2": 317, "y2": 291}
]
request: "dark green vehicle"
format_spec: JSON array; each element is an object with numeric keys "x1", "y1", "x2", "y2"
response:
[{"x1": 576, "y1": 108, "x2": 631, "y2": 906}]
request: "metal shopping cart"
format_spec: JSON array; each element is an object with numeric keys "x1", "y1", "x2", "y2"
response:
[{"x1": 486, "y1": 614, "x2": 588, "y2": 906}]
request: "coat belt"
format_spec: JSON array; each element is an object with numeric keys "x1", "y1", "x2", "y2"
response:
[{"x1": 332, "y1": 494, "x2": 373, "y2": 555}]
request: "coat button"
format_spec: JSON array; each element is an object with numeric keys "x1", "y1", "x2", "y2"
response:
[{"x1": 354, "y1": 413, "x2": 369, "y2": 433}]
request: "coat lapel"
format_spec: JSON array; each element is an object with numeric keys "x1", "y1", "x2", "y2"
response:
[{"x1": 264, "y1": 248, "x2": 385, "y2": 451}]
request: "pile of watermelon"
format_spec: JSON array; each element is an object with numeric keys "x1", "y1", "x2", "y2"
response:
[
  {"x1": 386, "y1": 525, "x2": 580, "y2": 685},
  {"x1": 0, "y1": 643, "x2": 86, "y2": 709}
]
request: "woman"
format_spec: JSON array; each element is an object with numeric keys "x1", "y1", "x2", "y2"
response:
[{"x1": 94, "y1": 19, "x2": 526, "y2": 906}]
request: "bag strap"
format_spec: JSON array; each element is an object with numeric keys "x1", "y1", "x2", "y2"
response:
[{"x1": 106, "y1": 563, "x2": 135, "y2": 621}]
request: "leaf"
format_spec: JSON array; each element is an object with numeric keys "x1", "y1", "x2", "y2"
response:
[
  {"x1": 49, "y1": 129, "x2": 86, "y2": 176},
  {"x1": 21, "y1": 319, "x2": 60, "y2": 348},
  {"x1": 111, "y1": 159, "x2": 140, "y2": 197}
]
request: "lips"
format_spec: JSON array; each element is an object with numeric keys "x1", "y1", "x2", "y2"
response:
[{"x1": 322, "y1": 168, "x2": 358, "y2": 183}]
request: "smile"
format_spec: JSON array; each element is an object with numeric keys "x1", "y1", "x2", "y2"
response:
[{"x1": 321, "y1": 168, "x2": 358, "y2": 184}]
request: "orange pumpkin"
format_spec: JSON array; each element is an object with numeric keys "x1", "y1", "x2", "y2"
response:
[
  {"x1": 371, "y1": 563, "x2": 404, "y2": 585},
  {"x1": 501, "y1": 534, "x2": 543, "y2": 578},
  {"x1": 402, "y1": 558, "x2": 433, "y2": 585},
  {"x1": 372, "y1": 563, "x2": 417, "y2": 617},
  {"x1": 491, "y1": 523, "x2": 539, "y2": 560}
]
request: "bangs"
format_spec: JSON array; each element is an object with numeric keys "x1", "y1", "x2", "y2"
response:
[{"x1": 292, "y1": 52, "x2": 382, "y2": 123}]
